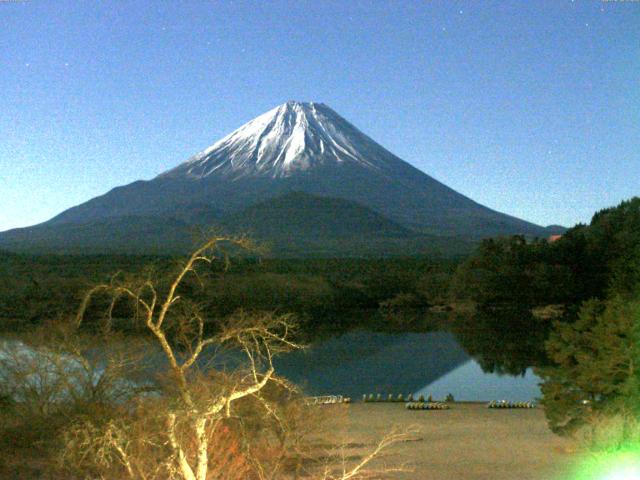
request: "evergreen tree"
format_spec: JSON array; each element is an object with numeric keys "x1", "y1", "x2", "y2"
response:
[{"x1": 536, "y1": 293, "x2": 640, "y2": 436}]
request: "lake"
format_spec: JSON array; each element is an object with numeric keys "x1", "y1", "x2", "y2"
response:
[
  {"x1": 1, "y1": 329, "x2": 543, "y2": 403},
  {"x1": 275, "y1": 330, "x2": 542, "y2": 401}
]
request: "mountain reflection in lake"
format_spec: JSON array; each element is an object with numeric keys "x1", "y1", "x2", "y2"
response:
[
  {"x1": 274, "y1": 330, "x2": 542, "y2": 401},
  {"x1": 1, "y1": 328, "x2": 543, "y2": 403},
  {"x1": 415, "y1": 362, "x2": 540, "y2": 402}
]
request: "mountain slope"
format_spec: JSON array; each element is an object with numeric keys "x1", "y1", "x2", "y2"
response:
[
  {"x1": 0, "y1": 101, "x2": 557, "y2": 255},
  {"x1": 0, "y1": 216, "x2": 194, "y2": 254},
  {"x1": 222, "y1": 191, "x2": 412, "y2": 239},
  {"x1": 219, "y1": 192, "x2": 466, "y2": 257},
  {"x1": 0, "y1": 193, "x2": 475, "y2": 256}
]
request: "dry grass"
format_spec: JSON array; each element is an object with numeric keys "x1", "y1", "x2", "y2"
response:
[
  {"x1": 0, "y1": 396, "x2": 582, "y2": 479},
  {"x1": 319, "y1": 403, "x2": 579, "y2": 480}
]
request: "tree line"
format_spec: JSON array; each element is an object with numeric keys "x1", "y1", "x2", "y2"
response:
[
  {"x1": 451, "y1": 197, "x2": 640, "y2": 447},
  {"x1": 0, "y1": 251, "x2": 458, "y2": 337}
]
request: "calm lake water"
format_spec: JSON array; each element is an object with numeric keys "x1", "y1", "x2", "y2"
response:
[
  {"x1": 1, "y1": 330, "x2": 542, "y2": 403},
  {"x1": 275, "y1": 330, "x2": 542, "y2": 401}
]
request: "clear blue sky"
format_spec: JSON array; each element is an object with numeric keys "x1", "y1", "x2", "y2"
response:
[{"x1": 2, "y1": 0, "x2": 638, "y2": 232}]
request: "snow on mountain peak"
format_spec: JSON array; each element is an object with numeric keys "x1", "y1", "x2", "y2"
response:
[{"x1": 160, "y1": 101, "x2": 399, "y2": 180}]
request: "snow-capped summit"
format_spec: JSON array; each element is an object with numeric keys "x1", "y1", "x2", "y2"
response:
[
  {"x1": 0, "y1": 101, "x2": 557, "y2": 254},
  {"x1": 161, "y1": 101, "x2": 400, "y2": 180}
]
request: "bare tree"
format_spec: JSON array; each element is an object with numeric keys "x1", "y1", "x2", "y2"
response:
[
  {"x1": 35, "y1": 235, "x2": 416, "y2": 480},
  {"x1": 73, "y1": 236, "x2": 308, "y2": 480},
  {"x1": 317, "y1": 426, "x2": 417, "y2": 480}
]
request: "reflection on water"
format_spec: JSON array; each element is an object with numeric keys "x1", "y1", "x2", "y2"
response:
[
  {"x1": 450, "y1": 306, "x2": 550, "y2": 376},
  {"x1": 2, "y1": 314, "x2": 545, "y2": 402},
  {"x1": 415, "y1": 361, "x2": 541, "y2": 402},
  {"x1": 275, "y1": 330, "x2": 468, "y2": 397},
  {"x1": 275, "y1": 329, "x2": 542, "y2": 401}
]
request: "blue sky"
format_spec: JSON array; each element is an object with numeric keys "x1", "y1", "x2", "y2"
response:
[{"x1": 2, "y1": 0, "x2": 638, "y2": 232}]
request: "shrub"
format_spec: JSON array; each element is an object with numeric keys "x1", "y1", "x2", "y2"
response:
[{"x1": 575, "y1": 411, "x2": 640, "y2": 452}]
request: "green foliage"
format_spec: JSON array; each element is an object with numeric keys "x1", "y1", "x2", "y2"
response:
[
  {"x1": 0, "y1": 253, "x2": 164, "y2": 330},
  {"x1": 0, "y1": 252, "x2": 459, "y2": 336},
  {"x1": 536, "y1": 293, "x2": 640, "y2": 436},
  {"x1": 451, "y1": 197, "x2": 640, "y2": 439},
  {"x1": 452, "y1": 235, "x2": 582, "y2": 307},
  {"x1": 451, "y1": 197, "x2": 640, "y2": 308},
  {"x1": 452, "y1": 306, "x2": 551, "y2": 375},
  {"x1": 587, "y1": 198, "x2": 640, "y2": 296},
  {"x1": 450, "y1": 197, "x2": 640, "y2": 377}
]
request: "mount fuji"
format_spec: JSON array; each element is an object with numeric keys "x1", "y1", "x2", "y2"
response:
[{"x1": 0, "y1": 101, "x2": 560, "y2": 255}]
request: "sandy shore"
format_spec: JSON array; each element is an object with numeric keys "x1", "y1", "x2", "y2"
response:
[{"x1": 322, "y1": 402, "x2": 579, "y2": 480}]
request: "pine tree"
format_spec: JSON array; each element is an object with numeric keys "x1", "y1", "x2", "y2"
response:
[{"x1": 536, "y1": 293, "x2": 640, "y2": 436}]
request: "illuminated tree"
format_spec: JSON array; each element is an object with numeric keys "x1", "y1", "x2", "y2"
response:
[{"x1": 537, "y1": 294, "x2": 640, "y2": 438}]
